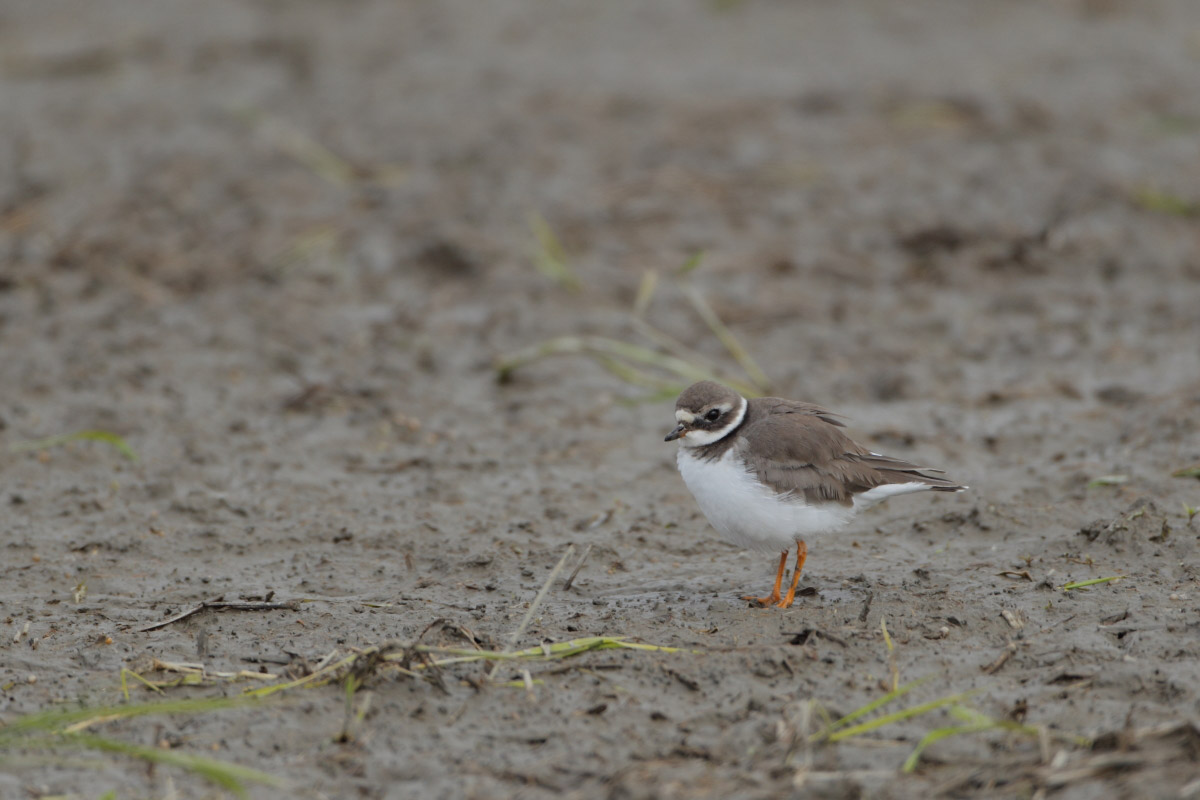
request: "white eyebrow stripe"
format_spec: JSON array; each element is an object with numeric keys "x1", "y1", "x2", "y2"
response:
[{"x1": 675, "y1": 409, "x2": 696, "y2": 423}]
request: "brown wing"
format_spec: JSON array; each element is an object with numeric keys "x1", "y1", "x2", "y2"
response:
[
  {"x1": 750, "y1": 397, "x2": 848, "y2": 428},
  {"x1": 737, "y1": 412, "x2": 962, "y2": 506}
]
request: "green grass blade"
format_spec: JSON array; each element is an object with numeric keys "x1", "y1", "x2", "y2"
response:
[
  {"x1": 1131, "y1": 186, "x2": 1198, "y2": 217},
  {"x1": 1061, "y1": 576, "x2": 1124, "y2": 591},
  {"x1": 1087, "y1": 474, "x2": 1128, "y2": 488},
  {"x1": 826, "y1": 691, "x2": 975, "y2": 743},
  {"x1": 902, "y1": 721, "x2": 994, "y2": 772},
  {"x1": 633, "y1": 270, "x2": 659, "y2": 317},
  {"x1": 1172, "y1": 464, "x2": 1200, "y2": 479},
  {"x1": 815, "y1": 677, "x2": 931, "y2": 738},
  {"x1": 528, "y1": 212, "x2": 580, "y2": 291},
  {"x1": 66, "y1": 733, "x2": 284, "y2": 796},
  {"x1": 678, "y1": 251, "x2": 705, "y2": 275},
  {"x1": 0, "y1": 696, "x2": 255, "y2": 740},
  {"x1": 9, "y1": 430, "x2": 138, "y2": 462}
]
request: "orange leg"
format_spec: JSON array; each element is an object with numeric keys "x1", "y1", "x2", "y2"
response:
[
  {"x1": 776, "y1": 540, "x2": 808, "y2": 609},
  {"x1": 743, "y1": 551, "x2": 788, "y2": 606}
]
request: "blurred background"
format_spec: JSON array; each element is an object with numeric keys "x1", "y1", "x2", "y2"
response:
[{"x1": 3, "y1": 1, "x2": 1200, "y2": 797}]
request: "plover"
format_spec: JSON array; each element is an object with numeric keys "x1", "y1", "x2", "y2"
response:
[{"x1": 665, "y1": 381, "x2": 966, "y2": 608}]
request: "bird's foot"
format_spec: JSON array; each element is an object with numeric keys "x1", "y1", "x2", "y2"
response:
[{"x1": 742, "y1": 591, "x2": 782, "y2": 607}]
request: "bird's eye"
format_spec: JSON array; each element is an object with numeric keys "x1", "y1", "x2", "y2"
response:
[{"x1": 705, "y1": 409, "x2": 721, "y2": 422}]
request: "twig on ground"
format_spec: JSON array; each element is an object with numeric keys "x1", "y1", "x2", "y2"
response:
[
  {"x1": 981, "y1": 642, "x2": 1018, "y2": 674},
  {"x1": 562, "y1": 544, "x2": 593, "y2": 591},
  {"x1": 137, "y1": 599, "x2": 300, "y2": 633}
]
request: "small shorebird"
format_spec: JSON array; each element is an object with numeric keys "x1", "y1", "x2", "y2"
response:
[{"x1": 665, "y1": 381, "x2": 966, "y2": 609}]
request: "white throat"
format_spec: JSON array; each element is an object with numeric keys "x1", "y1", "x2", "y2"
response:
[{"x1": 680, "y1": 396, "x2": 746, "y2": 448}]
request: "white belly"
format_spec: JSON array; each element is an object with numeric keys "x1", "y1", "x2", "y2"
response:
[{"x1": 676, "y1": 449, "x2": 856, "y2": 553}]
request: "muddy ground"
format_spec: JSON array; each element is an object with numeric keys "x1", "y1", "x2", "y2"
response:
[{"x1": 3, "y1": 1, "x2": 1200, "y2": 798}]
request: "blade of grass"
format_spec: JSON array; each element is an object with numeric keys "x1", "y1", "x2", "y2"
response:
[
  {"x1": 813, "y1": 677, "x2": 932, "y2": 739},
  {"x1": 1061, "y1": 576, "x2": 1124, "y2": 591},
  {"x1": 495, "y1": 335, "x2": 761, "y2": 397},
  {"x1": 678, "y1": 284, "x2": 772, "y2": 392},
  {"x1": 616, "y1": 387, "x2": 690, "y2": 406},
  {"x1": 592, "y1": 355, "x2": 682, "y2": 392},
  {"x1": 0, "y1": 696, "x2": 258, "y2": 741},
  {"x1": 400, "y1": 636, "x2": 689, "y2": 668},
  {"x1": 825, "y1": 691, "x2": 976, "y2": 743},
  {"x1": 881, "y1": 617, "x2": 899, "y2": 693},
  {"x1": 1086, "y1": 475, "x2": 1128, "y2": 488},
  {"x1": 64, "y1": 733, "x2": 284, "y2": 796},
  {"x1": 678, "y1": 251, "x2": 705, "y2": 276},
  {"x1": 903, "y1": 706, "x2": 1046, "y2": 772},
  {"x1": 120, "y1": 668, "x2": 165, "y2": 700},
  {"x1": 1172, "y1": 464, "x2": 1200, "y2": 479},
  {"x1": 630, "y1": 317, "x2": 722, "y2": 375},
  {"x1": 506, "y1": 545, "x2": 575, "y2": 651},
  {"x1": 9, "y1": 430, "x2": 137, "y2": 462},
  {"x1": 633, "y1": 270, "x2": 659, "y2": 317},
  {"x1": 902, "y1": 720, "x2": 996, "y2": 773},
  {"x1": 255, "y1": 114, "x2": 355, "y2": 188},
  {"x1": 528, "y1": 212, "x2": 580, "y2": 291},
  {"x1": 243, "y1": 653, "x2": 358, "y2": 698},
  {"x1": 1131, "y1": 186, "x2": 1198, "y2": 217}
]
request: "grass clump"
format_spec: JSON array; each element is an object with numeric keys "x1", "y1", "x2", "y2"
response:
[{"x1": 498, "y1": 251, "x2": 772, "y2": 401}]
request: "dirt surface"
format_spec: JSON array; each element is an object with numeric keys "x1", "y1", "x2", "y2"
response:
[{"x1": 3, "y1": 1, "x2": 1200, "y2": 798}]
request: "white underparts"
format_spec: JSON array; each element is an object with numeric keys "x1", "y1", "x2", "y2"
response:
[
  {"x1": 676, "y1": 448, "x2": 856, "y2": 553},
  {"x1": 675, "y1": 450, "x2": 939, "y2": 554}
]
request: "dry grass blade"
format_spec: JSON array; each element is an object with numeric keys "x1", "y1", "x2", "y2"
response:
[
  {"x1": 507, "y1": 544, "x2": 575, "y2": 651},
  {"x1": 678, "y1": 284, "x2": 772, "y2": 392},
  {"x1": 409, "y1": 636, "x2": 688, "y2": 667},
  {"x1": 239, "y1": 635, "x2": 689, "y2": 701},
  {"x1": 9, "y1": 430, "x2": 137, "y2": 462},
  {"x1": 243, "y1": 653, "x2": 360, "y2": 698},
  {"x1": 880, "y1": 616, "x2": 900, "y2": 692},
  {"x1": 241, "y1": 111, "x2": 406, "y2": 188},
  {"x1": 630, "y1": 317, "x2": 722, "y2": 376},
  {"x1": 495, "y1": 335, "x2": 760, "y2": 398},
  {"x1": 592, "y1": 354, "x2": 681, "y2": 392},
  {"x1": 529, "y1": 212, "x2": 581, "y2": 291}
]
